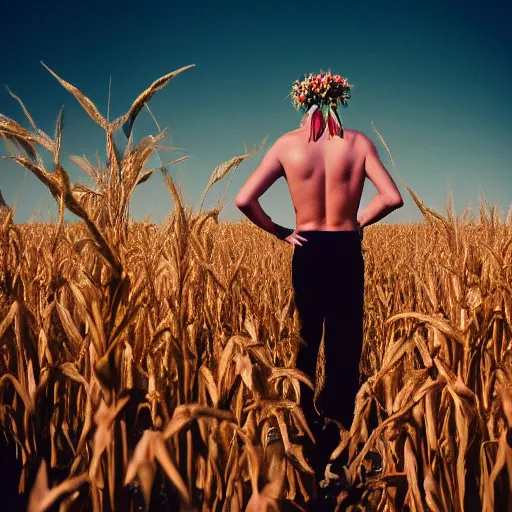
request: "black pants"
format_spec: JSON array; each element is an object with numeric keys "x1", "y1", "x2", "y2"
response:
[{"x1": 292, "y1": 230, "x2": 364, "y2": 472}]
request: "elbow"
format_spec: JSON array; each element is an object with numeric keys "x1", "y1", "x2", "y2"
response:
[
  {"x1": 234, "y1": 197, "x2": 247, "y2": 209},
  {"x1": 234, "y1": 196, "x2": 253, "y2": 209},
  {"x1": 384, "y1": 195, "x2": 404, "y2": 208}
]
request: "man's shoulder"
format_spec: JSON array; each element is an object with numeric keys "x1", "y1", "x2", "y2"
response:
[
  {"x1": 344, "y1": 129, "x2": 368, "y2": 142},
  {"x1": 272, "y1": 131, "x2": 299, "y2": 150},
  {"x1": 279, "y1": 128, "x2": 302, "y2": 140}
]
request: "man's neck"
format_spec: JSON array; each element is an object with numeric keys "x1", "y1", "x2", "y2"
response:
[{"x1": 302, "y1": 115, "x2": 344, "y2": 140}]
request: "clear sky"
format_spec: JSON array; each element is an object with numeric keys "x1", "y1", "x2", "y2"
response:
[{"x1": 1, "y1": 0, "x2": 511, "y2": 225}]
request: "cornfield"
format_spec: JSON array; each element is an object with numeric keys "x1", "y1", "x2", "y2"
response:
[{"x1": 1, "y1": 63, "x2": 512, "y2": 512}]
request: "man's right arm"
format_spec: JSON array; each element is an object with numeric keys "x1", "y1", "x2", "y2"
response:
[{"x1": 357, "y1": 136, "x2": 404, "y2": 229}]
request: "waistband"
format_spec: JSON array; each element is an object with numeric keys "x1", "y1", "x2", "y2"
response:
[
  {"x1": 296, "y1": 229, "x2": 360, "y2": 237},
  {"x1": 294, "y1": 230, "x2": 361, "y2": 246}
]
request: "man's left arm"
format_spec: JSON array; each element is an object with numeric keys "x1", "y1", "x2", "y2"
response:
[{"x1": 234, "y1": 142, "x2": 286, "y2": 237}]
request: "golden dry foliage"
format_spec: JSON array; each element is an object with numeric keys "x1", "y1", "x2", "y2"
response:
[{"x1": 1, "y1": 63, "x2": 512, "y2": 512}]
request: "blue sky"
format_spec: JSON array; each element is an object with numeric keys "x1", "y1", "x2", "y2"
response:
[{"x1": 1, "y1": 0, "x2": 511, "y2": 225}]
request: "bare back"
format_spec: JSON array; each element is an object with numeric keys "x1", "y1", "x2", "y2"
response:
[{"x1": 277, "y1": 127, "x2": 366, "y2": 231}]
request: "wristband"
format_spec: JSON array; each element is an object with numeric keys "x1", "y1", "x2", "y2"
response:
[{"x1": 274, "y1": 224, "x2": 294, "y2": 241}]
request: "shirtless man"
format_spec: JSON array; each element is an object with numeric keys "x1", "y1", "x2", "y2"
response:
[
  {"x1": 234, "y1": 114, "x2": 403, "y2": 238},
  {"x1": 235, "y1": 73, "x2": 403, "y2": 508}
]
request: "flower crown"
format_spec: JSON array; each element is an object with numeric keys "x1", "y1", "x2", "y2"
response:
[
  {"x1": 288, "y1": 71, "x2": 352, "y2": 141},
  {"x1": 290, "y1": 70, "x2": 352, "y2": 112}
]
